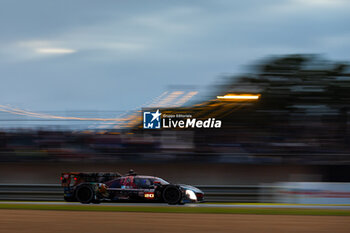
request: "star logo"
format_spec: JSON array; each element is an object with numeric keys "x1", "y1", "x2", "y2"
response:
[
  {"x1": 143, "y1": 109, "x2": 161, "y2": 129},
  {"x1": 150, "y1": 109, "x2": 161, "y2": 122}
]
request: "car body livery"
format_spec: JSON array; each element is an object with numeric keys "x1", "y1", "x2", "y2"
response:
[{"x1": 61, "y1": 170, "x2": 204, "y2": 205}]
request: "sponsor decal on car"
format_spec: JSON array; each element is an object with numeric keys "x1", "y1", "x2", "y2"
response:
[{"x1": 144, "y1": 192, "x2": 155, "y2": 199}]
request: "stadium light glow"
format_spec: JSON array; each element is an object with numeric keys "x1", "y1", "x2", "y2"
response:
[
  {"x1": 36, "y1": 48, "x2": 76, "y2": 54},
  {"x1": 216, "y1": 94, "x2": 260, "y2": 100}
]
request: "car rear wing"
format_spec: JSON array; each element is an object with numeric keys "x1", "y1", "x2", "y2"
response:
[{"x1": 61, "y1": 172, "x2": 122, "y2": 187}]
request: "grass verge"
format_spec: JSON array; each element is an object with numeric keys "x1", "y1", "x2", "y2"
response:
[{"x1": 0, "y1": 203, "x2": 350, "y2": 216}]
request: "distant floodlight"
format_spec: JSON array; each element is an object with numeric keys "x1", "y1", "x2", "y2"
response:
[
  {"x1": 36, "y1": 48, "x2": 76, "y2": 54},
  {"x1": 217, "y1": 94, "x2": 260, "y2": 100}
]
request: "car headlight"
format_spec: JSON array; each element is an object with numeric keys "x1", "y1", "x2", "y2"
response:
[{"x1": 185, "y1": 190, "x2": 197, "y2": 201}]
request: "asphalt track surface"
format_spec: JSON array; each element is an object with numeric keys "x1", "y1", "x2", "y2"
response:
[
  {"x1": 1, "y1": 201, "x2": 350, "y2": 209},
  {"x1": 2, "y1": 201, "x2": 350, "y2": 233},
  {"x1": 1, "y1": 209, "x2": 350, "y2": 233}
]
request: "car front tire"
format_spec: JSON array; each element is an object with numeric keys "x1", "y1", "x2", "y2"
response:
[{"x1": 162, "y1": 185, "x2": 182, "y2": 205}]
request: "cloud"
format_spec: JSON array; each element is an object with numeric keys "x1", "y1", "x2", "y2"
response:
[
  {"x1": 0, "y1": 4, "x2": 201, "y2": 62},
  {"x1": 0, "y1": 0, "x2": 349, "y2": 112},
  {"x1": 35, "y1": 48, "x2": 76, "y2": 54},
  {"x1": 291, "y1": 0, "x2": 349, "y2": 7},
  {"x1": 318, "y1": 33, "x2": 350, "y2": 49}
]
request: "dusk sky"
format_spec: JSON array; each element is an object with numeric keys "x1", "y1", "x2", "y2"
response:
[{"x1": 1, "y1": 0, "x2": 349, "y2": 112}]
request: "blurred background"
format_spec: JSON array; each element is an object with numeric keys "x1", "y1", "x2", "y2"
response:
[{"x1": 1, "y1": 0, "x2": 350, "y2": 204}]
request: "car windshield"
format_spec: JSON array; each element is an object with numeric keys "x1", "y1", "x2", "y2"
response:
[{"x1": 133, "y1": 177, "x2": 169, "y2": 188}]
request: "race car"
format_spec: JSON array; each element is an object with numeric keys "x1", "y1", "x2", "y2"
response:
[{"x1": 61, "y1": 170, "x2": 204, "y2": 205}]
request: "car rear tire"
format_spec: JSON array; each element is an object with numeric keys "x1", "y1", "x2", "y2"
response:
[
  {"x1": 163, "y1": 185, "x2": 182, "y2": 205},
  {"x1": 75, "y1": 185, "x2": 94, "y2": 204}
]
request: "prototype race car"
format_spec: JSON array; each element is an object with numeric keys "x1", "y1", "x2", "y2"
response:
[{"x1": 61, "y1": 170, "x2": 204, "y2": 205}]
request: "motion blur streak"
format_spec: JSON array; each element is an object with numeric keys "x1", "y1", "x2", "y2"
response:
[
  {"x1": 0, "y1": 90, "x2": 196, "y2": 127},
  {"x1": 0, "y1": 105, "x2": 125, "y2": 121},
  {"x1": 157, "y1": 91, "x2": 184, "y2": 107},
  {"x1": 216, "y1": 94, "x2": 260, "y2": 100},
  {"x1": 174, "y1": 91, "x2": 198, "y2": 107},
  {"x1": 111, "y1": 90, "x2": 197, "y2": 128},
  {"x1": 2, "y1": 55, "x2": 350, "y2": 202}
]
